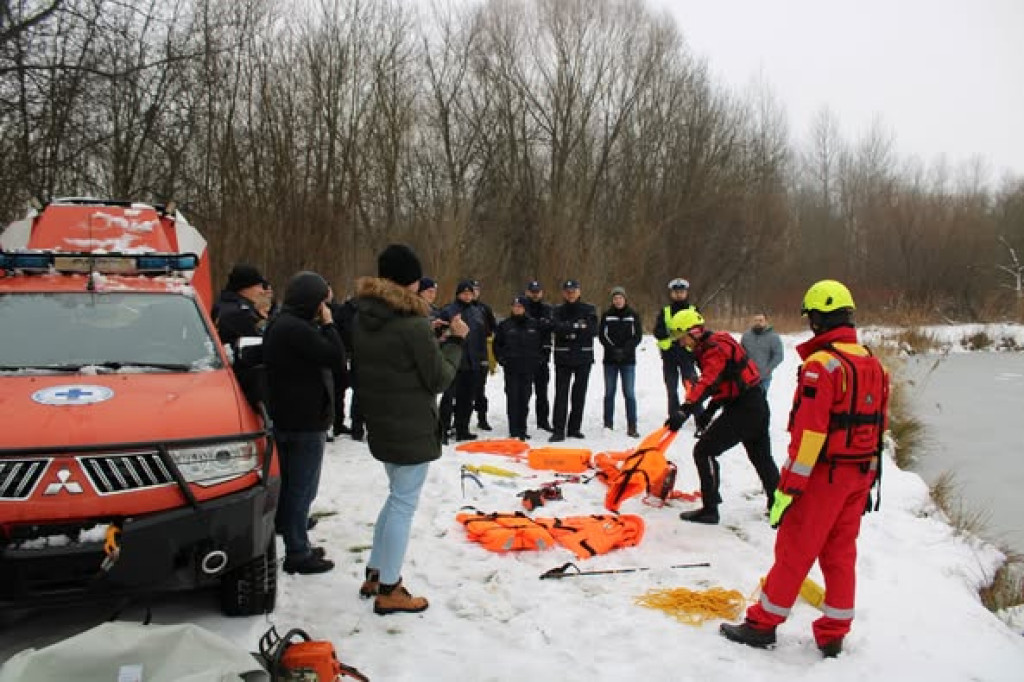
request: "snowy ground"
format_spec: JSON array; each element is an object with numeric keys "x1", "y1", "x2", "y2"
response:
[
  {"x1": 267, "y1": 328, "x2": 1024, "y2": 680},
  {"x1": 4, "y1": 327, "x2": 1024, "y2": 680}
]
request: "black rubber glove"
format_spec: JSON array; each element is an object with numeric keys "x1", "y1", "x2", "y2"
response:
[
  {"x1": 664, "y1": 408, "x2": 689, "y2": 432},
  {"x1": 693, "y1": 410, "x2": 711, "y2": 433}
]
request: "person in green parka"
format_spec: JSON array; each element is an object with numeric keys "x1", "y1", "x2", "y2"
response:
[{"x1": 353, "y1": 244, "x2": 468, "y2": 616}]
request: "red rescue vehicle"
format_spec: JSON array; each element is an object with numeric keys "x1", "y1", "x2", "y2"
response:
[{"x1": 0, "y1": 198, "x2": 279, "y2": 616}]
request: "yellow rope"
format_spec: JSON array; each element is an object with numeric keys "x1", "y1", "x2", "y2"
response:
[{"x1": 635, "y1": 586, "x2": 747, "y2": 626}]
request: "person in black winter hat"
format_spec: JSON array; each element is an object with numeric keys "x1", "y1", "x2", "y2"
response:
[
  {"x1": 264, "y1": 270, "x2": 347, "y2": 575},
  {"x1": 377, "y1": 244, "x2": 423, "y2": 286},
  {"x1": 493, "y1": 295, "x2": 544, "y2": 440},
  {"x1": 599, "y1": 286, "x2": 643, "y2": 437},
  {"x1": 353, "y1": 245, "x2": 467, "y2": 614}
]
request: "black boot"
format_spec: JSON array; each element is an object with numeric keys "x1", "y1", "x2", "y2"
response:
[
  {"x1": 455, "y1": 431, "x2": 478, "y2": 441},
  {"x1": 283, "y1": 553, "x2": 335, "y2": 575},
  {"x1": 351, "y1": 423, "x2": 365, "y2": 441},
  {"x1": 720, "y1": 621, "x2": 776, "y2": 649},
  {"x1": 477, "y1": 417, "x2": 492, "y2": 431},
  {"x1": 679, "y1": 507, "x2": 719, "y2": 525},
  {"x1": 818, "y1": 638, "x2": 843, "y2": 658},
  {"x1": 549, "y1": 432, "x2": 565, "y2": 443},
  {"x1": 537, "y1": 420, "x2": 554, "y2": 433}
]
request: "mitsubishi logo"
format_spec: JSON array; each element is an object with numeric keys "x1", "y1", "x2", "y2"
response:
[{"x1": 44, "y1": 468, "x2": 84, "y2": 495}]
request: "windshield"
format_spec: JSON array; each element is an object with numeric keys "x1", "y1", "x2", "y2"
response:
[{"x1": 0, "y1": 292, "x2": 222, "y2": 373}]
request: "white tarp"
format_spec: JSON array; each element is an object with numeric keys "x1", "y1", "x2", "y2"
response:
[{"x1": 0, "y1": 621, "x2": 269, "y2": 682}]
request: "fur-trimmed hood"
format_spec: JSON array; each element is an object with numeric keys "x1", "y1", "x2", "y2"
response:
[{"x1": 355, "y1": 276, "x2": 430, "y2": 331}]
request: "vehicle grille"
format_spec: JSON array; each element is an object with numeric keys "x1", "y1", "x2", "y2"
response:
[
  {"x1": 79, "y1": 452, "x2": 175, "y2": 494},
  {"x1": 0, "y1": 459, "x2": 49, "y2": 499}
]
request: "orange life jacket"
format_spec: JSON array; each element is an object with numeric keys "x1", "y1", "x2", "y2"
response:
[
  {"x1": 456, "y1": 511, "x2": 557, "y2": 552},
  {"x1": 456, "y1": 511, "x2": 644, "y2": 559},
  {"x1": 543, "y1": 514, "x2": 645, "y2": 559}
]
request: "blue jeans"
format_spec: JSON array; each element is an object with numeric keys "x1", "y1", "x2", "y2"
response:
[
  {"x1": 369, "y1": 462, "x2": 429, "y2": 585},
  {"x1": 274, "y1": 430, "x2": 326, "y2": 559},
  {"x1": 603, "y1": 363, "x2": 637, "y2": 428}
]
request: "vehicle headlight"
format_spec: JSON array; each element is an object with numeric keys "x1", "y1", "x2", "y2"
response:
[{"x1": 169, "y1": 441, "x2": 259, "y2": 486}]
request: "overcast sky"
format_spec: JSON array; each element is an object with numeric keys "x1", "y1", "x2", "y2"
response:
[{"x1": 649, "y1": 0, "x2": 1023, "y2": 180}]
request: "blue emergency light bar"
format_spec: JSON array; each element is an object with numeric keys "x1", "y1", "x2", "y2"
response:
[{"x1": 0, "y1": 251, "x2": 199, "y2": 274}]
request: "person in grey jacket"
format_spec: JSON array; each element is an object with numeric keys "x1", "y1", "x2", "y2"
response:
[
  {"x1": 741, "y1": 312, "x2": 784, "y2": 393},
  {"x1": 354, "y1": 244, "x2": 468, "y2": 616}
]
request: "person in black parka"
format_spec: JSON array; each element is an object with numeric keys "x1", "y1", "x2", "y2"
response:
[
  {"x1": 493, "y1": 295, "x2": 544, "y2": 440},
  {"x1": 264, "y1": 271, "x2": 347, "y2": 575},
  {"x1": 523, "y1": 280, "x2": 554, "y2": 432},
  {"x1": 599, "y1": 286, "x2": 643, "y2": 437},
  {"x1": 439, "y1": 281, "x2": 486, "y2": 441},
  {"x1": 549, "y1": 279, "x2": 598, "y2": 441},
  {"x1": 212, "y1": 264, "x2": 272, "y2": 349}
]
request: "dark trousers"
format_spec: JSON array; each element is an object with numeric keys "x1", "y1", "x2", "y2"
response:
[
  {"x1": 662, "y1": 355, "x2": 698, "y2": 416},
  {"x1": 474, "y1": 362, "x2": 490, "y2": 423},
  {"x1": 532, "y1": 359, "x2": 551, "y2": 427},
  {"x1": 441, "y1": 368, "x2": 479, "y2": 434},
  {"x1": 504, "y1": 370, "x2": 534, "y2": 437},
  {"x1": 274, "y1": 430, "x2": 326, "y2": 559},
  {"x1": 692, "y1": 388, "x2": 778, "y2": 510},
  {"x1": 553, "y1": 363, "x2": 591, "y2": 436}
]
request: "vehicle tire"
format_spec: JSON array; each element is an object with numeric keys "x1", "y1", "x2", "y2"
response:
[{"x1": 220, "y1": 538, "x2": 277, "y2": 617}]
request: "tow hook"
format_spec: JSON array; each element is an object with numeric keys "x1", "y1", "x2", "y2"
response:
[{"x1": 101, "y1": 523, "x2": 122, "y2": 572}]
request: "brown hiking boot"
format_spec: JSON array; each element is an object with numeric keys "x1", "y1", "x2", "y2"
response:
[
  {"x1": 359, "y1": 568, "x2": 380, "y2": 599},
  {"x1": 373, "y1": 580, "x2": 429, "y2": 615}
]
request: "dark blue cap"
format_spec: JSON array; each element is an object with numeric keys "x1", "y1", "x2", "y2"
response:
[
  {"x1": 512, "y1": 295, "x2": 529, "y2": 307},
  {"x1": 562, "y1": 279, "x2": 580, "y2": 290},
  {"x1": 418, "y1": 276, "x2": 437, "y2": 293},
  {"x1": 526, "y1": 280, "x2": 542, "y2": 292},
  {"x1": 456, "y1": 280, "x2": 475, "y2": 295}
]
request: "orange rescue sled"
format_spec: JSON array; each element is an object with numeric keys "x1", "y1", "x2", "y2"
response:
[{"x1": 602, "y1": 426, "x2": 684, "y2": 511}]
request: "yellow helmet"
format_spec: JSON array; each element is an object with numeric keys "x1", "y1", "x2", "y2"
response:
[
  {"x1": 668, "y1": 308, "x2": 705, "y2": 337},
  {"x1": 801, "y1": 279, "x2": 855, "y2": 314}
]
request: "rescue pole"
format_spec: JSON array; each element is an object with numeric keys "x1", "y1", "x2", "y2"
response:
[{"x1": 539, "y1": 561, "x2": 710, "y2": 580}]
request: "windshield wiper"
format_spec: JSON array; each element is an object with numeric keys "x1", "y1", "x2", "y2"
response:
[
  {"x1": 0, "y1": 364, "x2": 87, "y2": 372},
  {"x1": 90, "y1": 361, "x2": 194, "y2": 372}
]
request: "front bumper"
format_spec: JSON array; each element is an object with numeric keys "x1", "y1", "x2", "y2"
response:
[{"x1": 0, "y1": 477, "x2": 280, "y2": 608}]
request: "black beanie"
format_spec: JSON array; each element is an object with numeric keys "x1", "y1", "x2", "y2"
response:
[
  {"x1": 377, "y1": 244, "x2": 423, "y2": 286},
  {"x1": 283, "y1": 271, "x2": 329, "y2": 320},
  {"x1": 226, "y1": 264, "x2": 267, "y2": 292}
]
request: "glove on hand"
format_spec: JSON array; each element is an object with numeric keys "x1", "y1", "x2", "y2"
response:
[
  {"x1": 694, "y1": 409, "x2": 712, "y2": 433},
  {"x1": 769, "y1": 490, "x2": 794, "y2": 528},
  {"x1": 664, "y1": 410, "x2": 688, "y2": 432}
]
